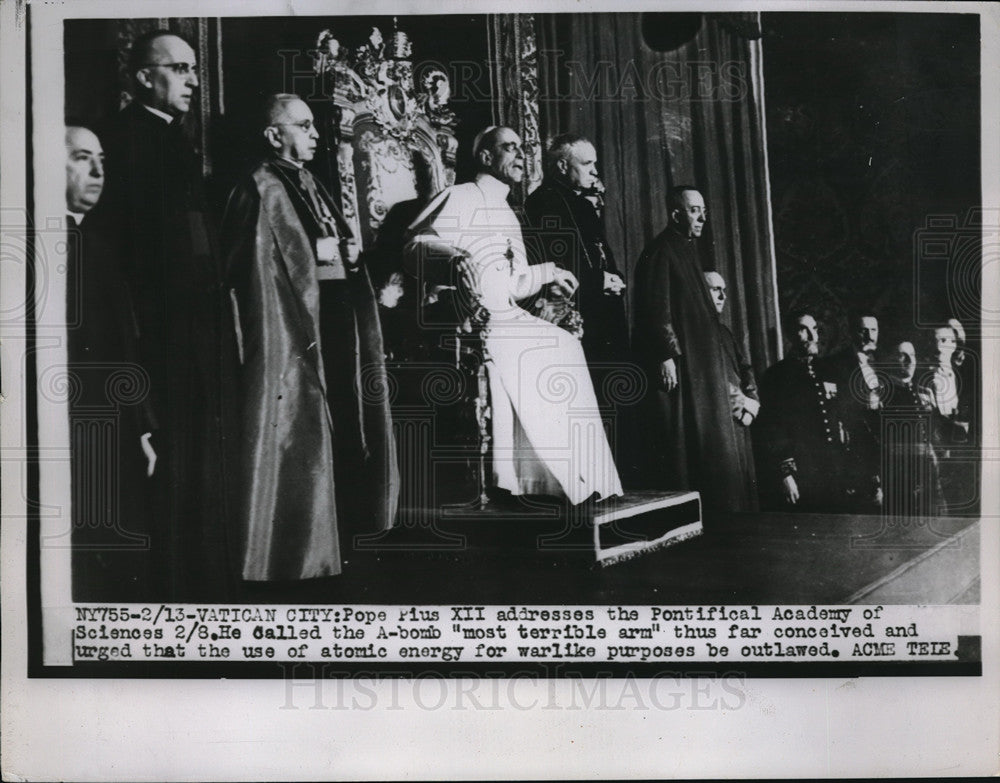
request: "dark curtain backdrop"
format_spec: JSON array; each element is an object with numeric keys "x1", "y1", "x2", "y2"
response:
[
  {"x1": 535, "y1": 13, "x2": 780, "y2": 374},
  {"x1": 762, "y1": 13, "x2": 980, "y2": 357},
  {"x1": 69, "y1": 13, "x2": 782, "y2": 373}
]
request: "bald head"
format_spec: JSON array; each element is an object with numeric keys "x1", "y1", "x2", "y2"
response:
[
  {"x1": 669, "y1": 186, "x2": 706, "y2": 238},
  {"x1": 703, "y1": 270, "x2": 726, "y2": 314},
  {"x1": 65, "y1": 126, "x2": 104, "y2": 214},
  {"x1": 130, "y1": 32, "x2": 198, "y2": 116},
  {"x1": 263, "y1": 94, "x2": 303, "y2": 127},
  {"x1": 263, "y1": 94, "x2": 319, "y2": 163}
]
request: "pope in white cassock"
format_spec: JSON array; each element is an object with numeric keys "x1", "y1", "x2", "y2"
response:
[{"x1": 405, "y1": 126, "x2": 623, "y2": 505}]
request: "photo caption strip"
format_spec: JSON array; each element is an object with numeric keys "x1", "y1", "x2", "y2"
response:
[{"x1": 57, "y1": 603, "x2": 979, "y2": 667}]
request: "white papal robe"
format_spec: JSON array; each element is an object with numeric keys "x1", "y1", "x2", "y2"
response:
[{"x1": 406, "y1": 173, "x2": 623, "y2": 504}]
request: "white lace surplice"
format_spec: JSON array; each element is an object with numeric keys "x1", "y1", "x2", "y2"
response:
[{"x1": 408, "y1": 174, "x2": 623, "y2": 504}]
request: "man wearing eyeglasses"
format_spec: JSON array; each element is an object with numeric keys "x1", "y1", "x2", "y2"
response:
[
  {"x1": 90, "y1": 29, "x2": 233, "y2": 600},
  {"x1": 222, "y1": 94, "x2": 398, "y2": 582}
]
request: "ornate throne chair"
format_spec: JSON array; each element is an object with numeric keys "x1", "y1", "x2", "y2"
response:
[
  {"x1": 307, "y1": 25, "x2": 703, "y2": 563},
  {"x1": 311, "y1": 26, "x2": 490, "y2": 510}
]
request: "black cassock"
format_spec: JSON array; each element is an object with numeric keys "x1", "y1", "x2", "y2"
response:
[
  {"x1": 67, "y1": 216, "x2": 157, "y2": 601},
  {"x1": 525, "y1": 179, "x2": 634, "y2": 466},
  {"x1": 718, "y1": 321, "x2": 759, "y2": 510},
  {"x1": 524, "y1": 180, "x2": 629, "y2": 370},
  {"x1": 91, "y1": 102, "x2": 235, "y2": 600},
  {"x1": 632, "y1": 227, "x2": 751, "y2": 514}
]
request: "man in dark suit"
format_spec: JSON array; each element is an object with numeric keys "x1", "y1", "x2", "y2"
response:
[
  {"x1": 819, "y1": 312, "x2": 884, "y2": 511},
  {"x1": 223, "y1": 93, "x2": 398, "y2": 582},
  {"x1": 66, "y1": 124, "x2": 157, "y2": 600},
  {"x1": 524, "y1": 134, "x2": 629, "y2": 389},
  {"x1": 632, "y1": 186, "x2": 751, "y2": 514},
  {"x1": 880, "y1": 340, "x2": 943, "y2": 516},
  {"x1": 91, "y1": 30, "x2": 233, "y2": 600},
  {"x1": 754, "y1": 311, "x2": 852, "y2": 512}
]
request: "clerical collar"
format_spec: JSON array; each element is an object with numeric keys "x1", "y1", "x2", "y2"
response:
[
  {"x1": 67, "y1": 211, "x2": 85, "y2": 226},
  {"x1": 551, "y1": 177, "x2": 583, "y2": 198},
  {"x1": 668, "y1": 224, "x2": 696, "y2": 241},
  {"x1": 141, "y1": 103, "x2": 175, "y2": 124},
  {"x1": 275, "y1": 155, "x2": 305, "y2": 170},
  {"x1": 475, "y1": 172, "x2": 511, "y2": 201}
]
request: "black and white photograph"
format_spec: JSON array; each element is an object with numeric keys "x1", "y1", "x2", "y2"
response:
[{"x1": 2, "y1": 0, "x2": 998, "y2": 778}]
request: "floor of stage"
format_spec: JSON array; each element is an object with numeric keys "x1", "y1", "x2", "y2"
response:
[{"x1": 238, "y1": 510, "x2": 980, "y2": 606}]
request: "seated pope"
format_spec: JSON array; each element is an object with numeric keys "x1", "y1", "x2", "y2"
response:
[{"x1": 404, "y1": 125, "x2": 623, "y2": 505}]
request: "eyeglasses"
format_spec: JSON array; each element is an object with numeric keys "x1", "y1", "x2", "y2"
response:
[
  {"x1": 273, "y1": 120, "x2": 315, "y2": 132},
  {"x1": 142, "y1": 62, "x2": 198, "y2": 75}
]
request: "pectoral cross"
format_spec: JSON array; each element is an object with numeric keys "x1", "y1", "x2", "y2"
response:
[
  {"x1": 505, "y1": 238, "x2": 514, "y2": 275},
  {"x1": 595, "y1": 240, "x2": 608, "y2": 271}
]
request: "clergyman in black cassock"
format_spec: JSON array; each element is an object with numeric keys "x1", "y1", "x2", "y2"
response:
[
  {"x1": 632, "y1": 187, "x2": 751, "y2": 514},
  {"x1": 704, "y1": 271, "x2": 759, "y2": 511},
  {"x1": 65, "y1": 125, "x2": 157, "y2": 601},
  {"x1": 524, "y1": 136, "x2": 629, "y2": 385},
  {"x1": 89, "y1": 31, "x2": 234, "y2": 600}
]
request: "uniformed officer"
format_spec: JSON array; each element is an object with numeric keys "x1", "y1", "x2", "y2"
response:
[{"x1": 753, "y1": 310, "x2": 853, "y2": 512}]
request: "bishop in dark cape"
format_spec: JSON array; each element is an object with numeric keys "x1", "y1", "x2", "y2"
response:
[
  {"x1": 223, "y1": 94, "x2": 398, "y2": 582},
  {"x1": 632, "y1": 187, "x2": 751, "y2": 514}
]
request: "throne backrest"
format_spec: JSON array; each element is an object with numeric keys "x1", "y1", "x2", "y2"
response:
[{"x1": 311, "y1": 26, "x2": 458, "y2": 251}]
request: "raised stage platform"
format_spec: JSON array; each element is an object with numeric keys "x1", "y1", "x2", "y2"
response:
[
  {"x1": 238, "y1": 506, "x2": 980, "y2": 607},
  {"x1": 354, "y1": 490, "x2": 704, "y2": 566}
]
